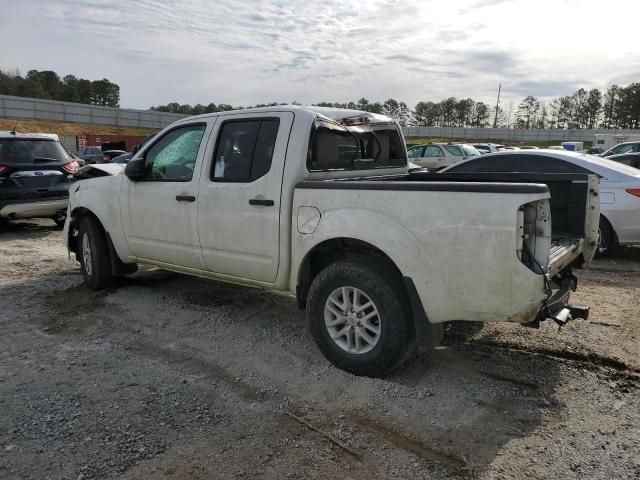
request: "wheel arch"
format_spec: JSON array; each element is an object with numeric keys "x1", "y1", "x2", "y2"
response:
[
  {"x1": 599, "y1": 212, "x2": 619, "y2": 246},
  {"x1": 295, "y1": 237, "x2": 403, "y2": 310},
  {"x1": 67, "y1": 206, "x2": 104, "y2": 255}
]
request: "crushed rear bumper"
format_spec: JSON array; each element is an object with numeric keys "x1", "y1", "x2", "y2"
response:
[{"x1": 532, "y1": 272, "x2": 589, "y2": 328}]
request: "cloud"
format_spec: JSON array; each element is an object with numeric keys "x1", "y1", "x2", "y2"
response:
[
  {"x1": 466, "y1": 0, "x2": 516, "y2": 10},
  {"x1": 0, "y1": 0, "x2": 638, "y2": 109},
  {"x1": 508, "y1": 80, "x2": 581, "y2": 97}
]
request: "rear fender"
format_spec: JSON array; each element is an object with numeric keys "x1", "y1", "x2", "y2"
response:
[{"x1": 292, "y1": 207, "x2": 422, "y2": 294}]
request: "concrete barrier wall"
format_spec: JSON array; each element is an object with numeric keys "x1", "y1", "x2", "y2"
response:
[
  {"x1": 402, "y1": 126, "x2": 640, "y2": 143},
  {"x1": 0, "y1": 94, "x2": 186, "y2": 129}
]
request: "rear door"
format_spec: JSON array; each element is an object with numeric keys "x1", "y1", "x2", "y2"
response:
[
  {"x1": 121, "y1": 122, "x2": 211, "y2": 269},
  {"x1": 196, "y1": 112, "x2": 294, "y2": 283},
  {"x1": 414, "y1": 145, "x2": 445, "y2": 169}
]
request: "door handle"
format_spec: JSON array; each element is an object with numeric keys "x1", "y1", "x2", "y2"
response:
[
  {"x1": 176, "y1": 194, "x2": 196, "y2": 202},
  {"x1": 249, "y1": 198, "x2": 274, "y2": 206}
]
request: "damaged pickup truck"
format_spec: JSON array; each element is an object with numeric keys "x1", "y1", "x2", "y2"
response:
[{"x1": 64, "y1": 106, "x2": 599, "y2": 376}]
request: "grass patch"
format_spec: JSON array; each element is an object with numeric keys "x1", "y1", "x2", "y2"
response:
[{"x1": 0, "y1": 118, "x2": 155, "y2": 137}]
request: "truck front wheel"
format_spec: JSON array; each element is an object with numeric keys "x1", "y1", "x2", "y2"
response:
[
  {"x1": 307, "y1": 257, "x2": 415, "y2": 377},
  {"x1": 78, "y1": 216, "x2": 113, "y2": 290}
]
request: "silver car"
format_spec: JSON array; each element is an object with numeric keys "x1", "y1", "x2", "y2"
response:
[
  {"x1": 440, "y1": 150, "x2": 640, "y2": 254},
  {"x1": 407, "y1": 143, "x2": 480, "y2": 171}
]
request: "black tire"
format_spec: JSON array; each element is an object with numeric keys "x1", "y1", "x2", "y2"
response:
[
  {"x1": 596, "y1": 216, "x2": 615, "y2": 257},
  {"x1": 307, "y1": 256, "x2": 416, "y2": 377},
  {"x1": 52, "y1": 214, "x2": 66, "y2": 229},
  {"x1": 77, "y1": 216, "x2": 113, "y2": 290}
]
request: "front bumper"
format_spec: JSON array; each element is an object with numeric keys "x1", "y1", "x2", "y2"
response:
[{"x1": 0, "y1": 197, "x2": 68, "y2": 219}]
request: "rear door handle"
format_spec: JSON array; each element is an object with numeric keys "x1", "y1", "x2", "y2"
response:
[
  {"x1": 176, "y1": 194, "x2": 196, "y2": 202},
  {"x1": 249, "y1": 198, "x2": 274, "y2": 206}
]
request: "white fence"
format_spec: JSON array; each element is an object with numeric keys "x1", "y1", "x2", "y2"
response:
[
  {"x1": 0, "y1": 94, "x2": 186, "y2": 129},
  {"x1": 402, "y1": 126, "x2": 640, "y2": 143}
]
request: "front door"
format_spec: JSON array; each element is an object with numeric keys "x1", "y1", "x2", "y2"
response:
[
  {"x1": 197, "y1": 112, "x2": 294, "y2": 283},
  {"x1": 121, "y1": 122, "x2": 210, "y2": 269}
]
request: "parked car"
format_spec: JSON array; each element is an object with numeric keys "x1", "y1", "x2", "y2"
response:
[
  {"x1": 440, "y1": 149, "x2": 640, "y2": 255},
  {"x1": 407, "y1": 142, "x2": 481, "y2": 170},
  {"x1": 63, "y1": 107, "x2": 597, "y2": 376},
  {"x1": 607, "y1": 152, "x2": 640, "y2": 169},
  {"x1": 473, "y1": 143, "x2": 505, "y2": 154},
  {"x1": 110, "y1": 133, "x2": 158, "y2": 164},
  {"x1": 102, "y1": 149, "x2": 128, "y2": 162},
  {"x1": 586, "y1": 147, "x2": 604, "y2": 155},
  {"x1": 0, "y1": 131, "x2": 77, "y2": 226},
  {"x1": 601, "y1": 141, "x2": 640, "y2": 157},
  {"x1": 76, "y1": 146, "x2": 104, "y2": 164}
]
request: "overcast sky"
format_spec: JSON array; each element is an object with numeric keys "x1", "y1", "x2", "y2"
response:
[{"x1": 1, "y1": 0, "x2": 639, "y2": 109}]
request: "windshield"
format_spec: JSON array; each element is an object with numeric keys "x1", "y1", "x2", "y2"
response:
[
  {"x1": 308, "y1": 119, "x2": 406, "y2": 171},
  {"x1": 0, "y1": 139, "x2": 68, "y2": 164}
]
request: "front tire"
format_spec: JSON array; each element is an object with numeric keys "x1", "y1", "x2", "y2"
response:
[
  {"x1": 77, "y1": 216, "x2": 113, "y2": 290},
  {"x1": 307, "y1": 257, "x2": 415, "y2": 377}
]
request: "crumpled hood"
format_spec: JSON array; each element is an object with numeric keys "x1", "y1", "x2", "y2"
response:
[{"x1": 74, "y1": 163, "x2": 125, "y2": 179}]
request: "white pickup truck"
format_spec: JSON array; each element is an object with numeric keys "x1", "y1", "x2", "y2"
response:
[{"x1": 64, "y1": 106, "x2": 599, "y2": 376}]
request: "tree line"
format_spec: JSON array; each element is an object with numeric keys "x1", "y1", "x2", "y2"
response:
[
  {"x1": 0, "y1": 69, "x2": 120, "y2": 107},
  {"x1": 150, "y1": 83, "x2": 640, "y2": 130},
  {"x1": 2, "y1": 68, "x2": 639, "y2": 129}
]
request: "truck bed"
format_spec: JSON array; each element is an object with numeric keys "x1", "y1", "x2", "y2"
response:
[{"x1": 321, "y1": 170, "x2": 598, "y2": 267}]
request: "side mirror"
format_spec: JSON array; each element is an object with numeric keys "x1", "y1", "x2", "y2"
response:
[
  {"x1": 132, "y1": 144, "x2": 139, "y2": 154},
  {"x1": 124, "y1": 157, "x2": 146, "y2": 180}
]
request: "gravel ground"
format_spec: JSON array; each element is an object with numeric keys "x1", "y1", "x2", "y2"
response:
[{"x1": 1, "y1": 219, "x2": 639, "y2": 480}]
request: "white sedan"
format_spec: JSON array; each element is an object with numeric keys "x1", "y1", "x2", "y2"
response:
[{"x1": 440, "y1": 149, "x2": 640, "y2": 254}]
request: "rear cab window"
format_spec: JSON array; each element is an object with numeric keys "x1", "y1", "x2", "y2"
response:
[{"x1": 307, "y1": 118, "x2": 406, "y2": 171}]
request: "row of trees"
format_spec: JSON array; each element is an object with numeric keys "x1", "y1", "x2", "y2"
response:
[
  {"x1": 150, "y1": 83, "x2": 640, "y2": 130},
  {"x1": 2, "y1": 68, "x2": 640, "y2": 129},
  {"x1": 0, "y1": 69, "x2": 120, "y2": 107}
]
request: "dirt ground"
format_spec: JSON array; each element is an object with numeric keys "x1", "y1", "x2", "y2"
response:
[{"x1": 1, "y1": 220, "x2": 638, "y2": 480}]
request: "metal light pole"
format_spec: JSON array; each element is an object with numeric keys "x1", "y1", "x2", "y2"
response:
[{"x1": 493, "y1": 83, "x2": 501, "y2": 128}]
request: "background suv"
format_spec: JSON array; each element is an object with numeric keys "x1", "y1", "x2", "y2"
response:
[{"x1": 0, "y1": 132, "x2": 77, "y2": 227}]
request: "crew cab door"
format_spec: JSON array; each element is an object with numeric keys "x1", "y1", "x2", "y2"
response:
[
  {"x1": 197, "y1": 112, "x2": 294, "y2": 283},
  {"x1": 121, "y1": 122, "x2": 211, "y2": 269}
]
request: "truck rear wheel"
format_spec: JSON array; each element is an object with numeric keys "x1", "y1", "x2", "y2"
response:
[
  {"x1": 307, "y1": 257, "x2": 415, "y2": 377},
  {"x1": 78, "y1": 216, "x2": 113, "y2": 290}
]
